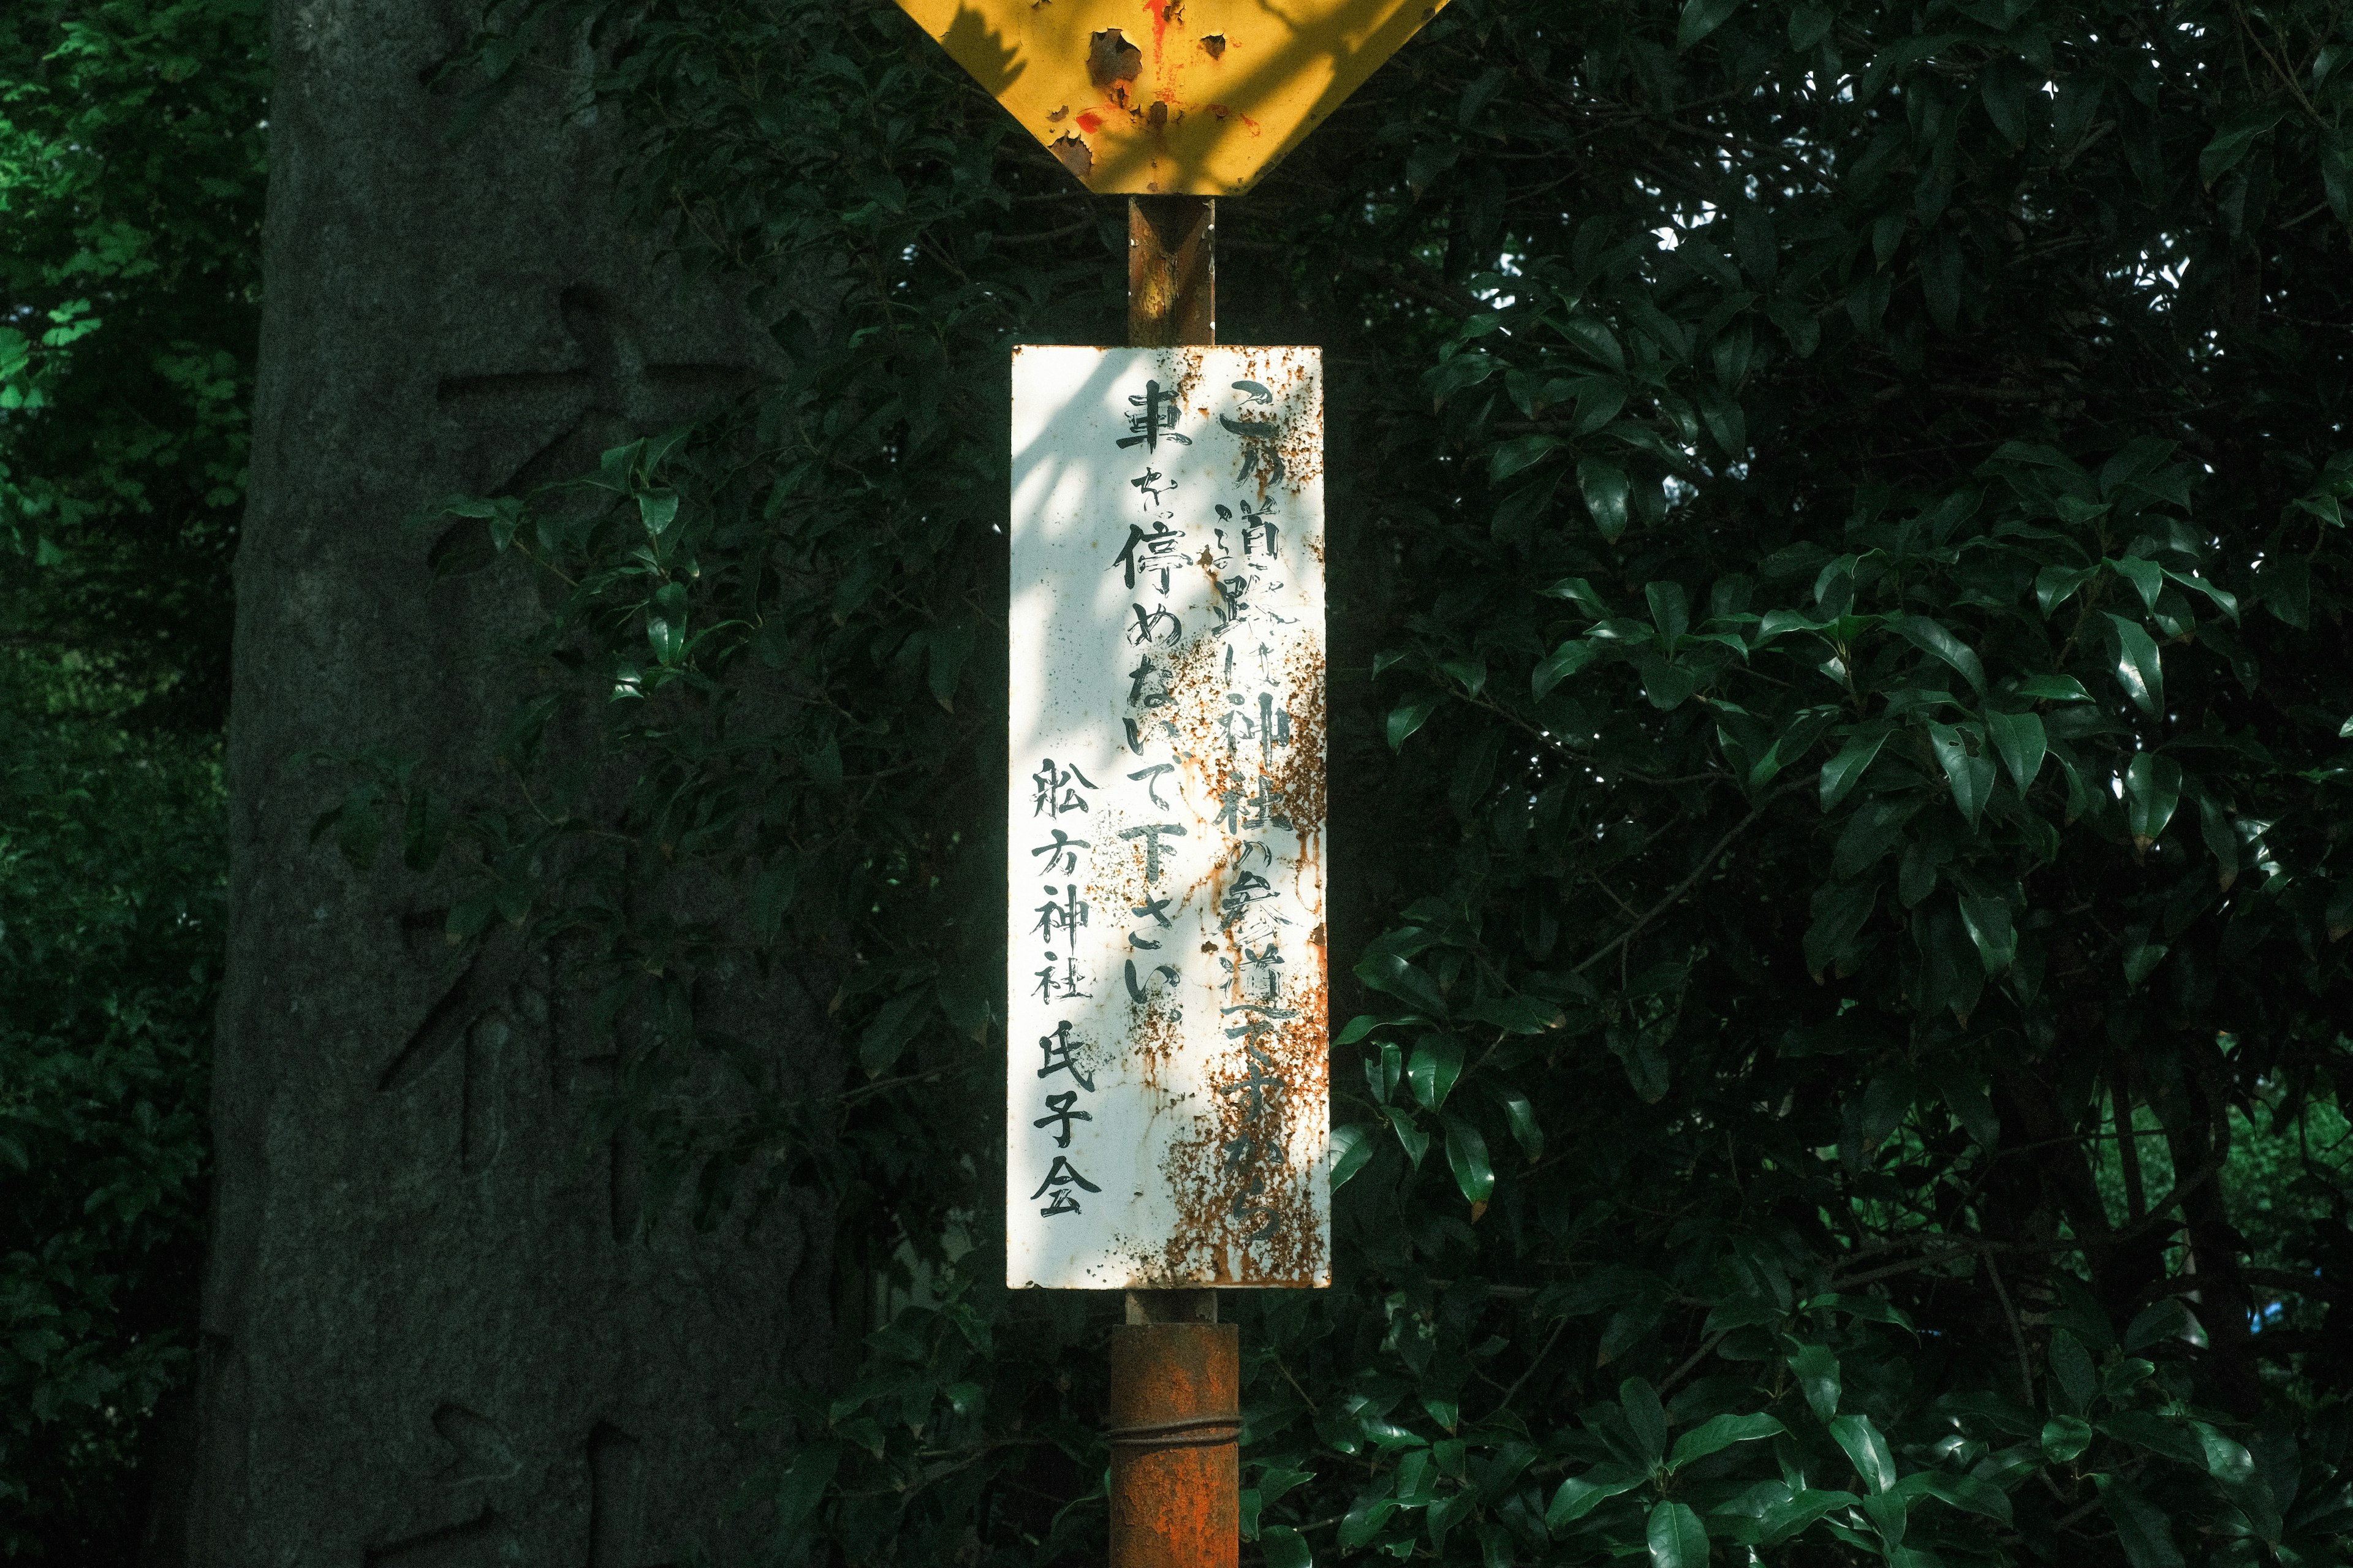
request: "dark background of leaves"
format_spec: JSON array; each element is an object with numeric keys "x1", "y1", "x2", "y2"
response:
[
  {"x1": 1, "y1": 0, "x2": 256, "y2": 1556},
  {"x1": 378, "y1": 0, "x2": 2353, "y2": 1561},
  {"x1": 10, "y1": 0, "x2": 2353, "y2": 1559}
]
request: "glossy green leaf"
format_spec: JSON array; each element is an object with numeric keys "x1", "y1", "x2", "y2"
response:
[
  {"x1": 1539, "y1": 575, "x2": 1610, "y2": 616},
  {"x1": 2121, "y1": 926, "x2": 2169, "y2": 987},
  {"x1": 2036, "y1": 564, "x2": 2096, "y2": 615},
  {"x1": 2192, "y1": 1422, "x2": 2257, "y2": 1488},
  {"x1": 1927, "y1": 722, "x2": 1995, "y2": 827},
  {"x1": 1675, "y1": 0, "x2": 1743, "y2": 49},
  {"x1": 637, "y1": 487, "x2": 680, "y2": 537},
  {"x1": 1621, "y1": 1377, "x2": 1669, "y2": 1464},
  {"x1": 2110, "y1": 554, "x2": 2164, "y2": 612},
  {"x1": 2200, "y1": 109, "x2": 2284, "y2": 187},
  {"x1": 1580, "y1": 459, "x2": 1633, "y2": 540},
  {"x1": 1490, "y1": 433, "x2": 1561, "y2": 482},
  {"x1": 1646, "y1": 581, "x2": 1691, "y2": 643},
  {"x1": 1897, "y1": 616, "x2": 1987, "y2": 695},
  {"x1": 2048, "y1": 1330, "x2": 2096, "y2": 1412},
  {"x1": 1788, "y1": 1343, "x2": 1840, "y2": 1422},
  {"x1": 1639, "y1": 653, "x2": 1697, "y2": 710},
  {"x1": 1860, "y1": 1488, "x2": 1909, "y2": 1551},
  {"x1": 1466, "y1": 994, "x2": 1565, "y2": 1034},
  {"x1": 1387, "y1": 692, "x2": 1443, "y2": 750},
  {"x1": 751, "y1": 858, "x2": 798, "y2": 939},
  {"x1": 2040, "y1": 1415, "x2": 2093, "y2": 1462},
  {"x1": 1499, "y1": 1089, "x2": 1545, "y2": 1158},
  {"x1": 1532, "y1": 638, "x2": 1601, "y2": 699},
  {"x1": 2127, "y1": 1290, "x2": 2192, "y2": 1346},
  {"x1": 1820, "y1": 727, "x2": 1889, "y2": 809},
  {"x1": 1667, "y1": 1412, "x2": 1785, "y2": 1471},
  {"x1": 1260, "y1": 1526, "x2": 1311, "y2": 1568},
  {"x1": 1385, "y1": 1105, "x2": 1430, "y2": 1169},
  {"x1": 1546, "y1": 1463, "x2": 1645, "y2": 1527},
  {"x1": 1646, "y1": 1501, "x2": 1709, "y2": 1568},
  {"x1": 1406, "y1": 1033, "x2": 1464, "y2": 1108},
  {"x1": 1984, "y1": 708, "x2": 2047, "y2": 792},
  {"x1": 1958, "y1": 892, "x2": 2015, "y2": 975},
  {"x1": 1358, "y1": 952, "x2": 1448, "y2": 1017},
  {"x1": 2163, "y1": 567, "x2": 2239, "y2": 621},
  {"x1": 773, "y1": 1441, "x2": 843, "y2": 1539},
  {"x1": 2124, "y1": 752, "x2": 2182, "y2": 850},
  {"x1": 1930, "y1": 1064, "x2": 2001, "y2": 1148},
  {"x1": 2017, "y1": 673, "x2": 2096, "y2": 702},
  {"x1": 925, "y1": 618, "x2": 974, "y2": 709},
  {"x1": 1438, "y1": 657, "x2": 1488, "y2": 699},
  {"x1": 1830, "y1": 1412, "x2": 1896, "y2": 1492},
  {"x1": 1442, "y1": 1113, "x2": 1494, "y2": 1203},
  {"x1": 2106, "y1": 613, "x2": 2166, "y2": 715},
  {"x1": 1328, "y1": 1124, "x2": 1377, "y2": 1191},
  {"x1": 1757, "y1": 1488, "x2": 1857, "y2": 1545},
  {"x1": 1898, "y1": 1468, "x2": 2012, "y2": 1524}
]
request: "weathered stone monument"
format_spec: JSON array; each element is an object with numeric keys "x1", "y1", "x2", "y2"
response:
[{"x1": 184, "y1": 2, "x2": 829, "y2": 1561}]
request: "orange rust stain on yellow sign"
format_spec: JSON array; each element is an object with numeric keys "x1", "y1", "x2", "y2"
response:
[{"x1": 893, "y1": 0, "x2": 1452, "y2": 194}]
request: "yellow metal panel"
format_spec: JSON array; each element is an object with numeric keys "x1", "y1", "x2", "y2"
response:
[{"x1": 896, "y1": 0, "x2": 1450, "y2": 195}]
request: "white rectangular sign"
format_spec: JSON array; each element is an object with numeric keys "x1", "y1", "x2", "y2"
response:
[{"x1": 1006, "y1": 345, "x2": 1330, "y2": 1290}]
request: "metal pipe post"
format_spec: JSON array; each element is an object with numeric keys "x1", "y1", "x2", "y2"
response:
[
  {"x1": 1129, "y1": 197, "x2": 1216, "y2": 348},
  {"x1": 1110, "y1": 203, "x2": 1237, "y2": 1567},
  {"x1": 1109, "y1": 1290, "x2": 1239, "y2": 1568}
]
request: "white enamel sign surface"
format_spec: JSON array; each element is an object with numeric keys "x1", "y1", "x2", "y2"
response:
[{"x1": 1006, "y1": 346, "x2": 1330, "y2": 1290}]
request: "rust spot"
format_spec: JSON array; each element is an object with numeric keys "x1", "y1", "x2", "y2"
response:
[
  {"x1": 1146, "y1": 100, "x2": 1169, "y2": 132},
  {"x1": 1088, "y1": 27, "x2": 1143, "y2": 90},
  {"x1": 1200, "y1": 32, "x2": 1226, "y2": 59},
  {"x1": 1047, "y1": 104, "x2": 1070, "y2": 123},
  {"x1": 1050, "y1": 134, "x2": 1094, "y2": 179},
  {"x1": 1108, "y1": 481, "x2": 1329, "y2": 1289},
  {"x1": 1108, "y1": 1324, "x2": 1239, "y2": 1567}
]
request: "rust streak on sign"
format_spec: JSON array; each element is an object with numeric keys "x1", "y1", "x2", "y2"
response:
[{"x1": 893, "y1": 0, "x2": 1453, "y2": 194}]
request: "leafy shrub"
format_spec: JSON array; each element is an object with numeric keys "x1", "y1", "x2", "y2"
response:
[
  {"x1": 0, "y1": 657, "x2": 221, "y2": 1557},
  {"x1": 1, "y1": 0, "x2": 260, "y2": 1550},
  {"x1": 388, "y1": 0, "x2": 2353, "y2": 1562}
]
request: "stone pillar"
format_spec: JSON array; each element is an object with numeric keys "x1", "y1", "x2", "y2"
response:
[{"x1": 185, "y1": 2, "x2": 830, "y2": 1561}]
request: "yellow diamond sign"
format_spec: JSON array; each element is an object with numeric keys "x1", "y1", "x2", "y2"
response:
[{"x1": 896, "y1": 0, "x2": 1450, "y2": 195}]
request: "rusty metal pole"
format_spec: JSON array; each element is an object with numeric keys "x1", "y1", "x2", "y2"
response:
[
  {"x1": 1108, "y1": 191, "x2": 1238, "y2": 1568},
  {"x1": 1110, "y1": 1289, "x2": 1239, "y2": 1568},
  {"x1": 1128, "y1": 196, "x2": 1215, "y2": 348}
]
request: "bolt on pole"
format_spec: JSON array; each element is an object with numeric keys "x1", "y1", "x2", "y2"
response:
[{"x1": 1107, "y1": 193, "x2": 1240, "y2": 1568}]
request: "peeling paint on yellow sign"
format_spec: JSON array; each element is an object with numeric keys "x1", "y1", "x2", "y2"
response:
[{"x1": 895, "y1": 0, "x2": 1450, "y2": 195}]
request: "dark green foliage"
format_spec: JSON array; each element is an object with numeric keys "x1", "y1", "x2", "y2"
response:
[
  {"x1": 1, "y1": 0, "x2": 267, "y2": 731},
  {"x1": 0, "y1": 655, "x2": 221, "y2": 1556},
  {"x1": 1, "y1": 1, "x2": 260, "y2": 1551},
  {"x1": 391, "y1": 0, "x2": 2353, "y2": 1561}
]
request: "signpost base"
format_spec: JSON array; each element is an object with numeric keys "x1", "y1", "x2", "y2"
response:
[{"x1": 1110, "y1": 1291, "x2": 1238, "y2": 1568}]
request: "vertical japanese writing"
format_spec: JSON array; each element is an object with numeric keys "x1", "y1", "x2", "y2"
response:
[{"x1": 1007, "y1": 346, "x2": 1328, "y2": 1289}]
